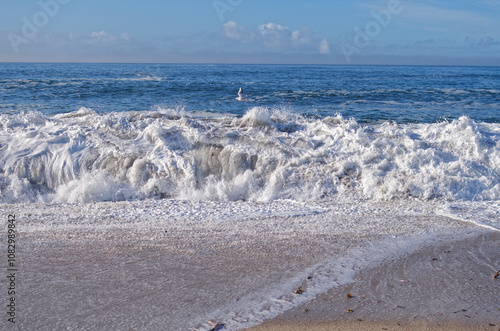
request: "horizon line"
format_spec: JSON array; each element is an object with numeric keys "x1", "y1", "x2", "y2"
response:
[{"x1": 1, "y1": 61, "x2": 499, "y2": 68}]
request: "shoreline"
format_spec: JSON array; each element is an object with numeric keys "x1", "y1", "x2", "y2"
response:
[{"x1": 248, "y1": 231, "x2": 500, "y2": 331}]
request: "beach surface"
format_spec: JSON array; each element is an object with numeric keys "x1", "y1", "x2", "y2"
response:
[
  {"x1": 1, "y1": 199, "x2": 499, "y2": 330},
  {"x1": 249, "y1": 231, "x2": 500, "y2": 331}
]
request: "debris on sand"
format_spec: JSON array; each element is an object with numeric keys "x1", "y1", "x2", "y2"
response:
[
  {"x1": 208, "y1": 322, "x2": 225, "y2": 331},
  {"x1": 293, "y1": 287, "x2": 305, "y2": 294}
]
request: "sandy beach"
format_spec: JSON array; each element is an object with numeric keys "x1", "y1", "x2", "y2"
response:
[
  {"x1": 249, "y1": 231, "x2": 500, "y2": 331},
  {"x1": 1, "y1": 198, "x2": 498, "y2": 330}
]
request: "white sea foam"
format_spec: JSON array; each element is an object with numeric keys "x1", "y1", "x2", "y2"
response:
[
  {"x1": 438, "y1": 200, "x2": 500, "y2": 232},
  {"x1": 1, "y1": 108, "x2": 499, "y2": 206},
  {"x1": 437, "y1": 87, "x2": 470, "y2": 95}
]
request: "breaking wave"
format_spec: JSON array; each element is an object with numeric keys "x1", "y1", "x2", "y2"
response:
[{"x1": 1, "y1": 107, "x2": 499, "y2": 203}]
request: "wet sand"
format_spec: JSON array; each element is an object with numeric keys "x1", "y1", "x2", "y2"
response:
[{"x1": 249, "y1": 231, "x2": 500, "y2": 331}]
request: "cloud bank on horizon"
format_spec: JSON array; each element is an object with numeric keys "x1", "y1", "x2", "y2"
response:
[{"x1": 1, "y1": 0, "x2": 499, "y2": 65}]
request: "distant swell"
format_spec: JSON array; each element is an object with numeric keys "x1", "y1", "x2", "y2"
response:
[{"x1": 1, "y1": 107, "x2": 499, "y2": 203}]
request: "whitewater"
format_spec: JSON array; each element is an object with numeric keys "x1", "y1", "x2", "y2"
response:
[{"x1": 1, "y1": 106, "x2": 499, "y2": 206}]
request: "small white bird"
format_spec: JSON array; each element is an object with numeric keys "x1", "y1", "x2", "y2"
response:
[{"x1": 235, "y1": 87, "x2": 248, "y2": 101}]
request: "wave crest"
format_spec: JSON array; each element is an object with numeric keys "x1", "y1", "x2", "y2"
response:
[{"x1": 1, "y1": 108, "x2": 499, "y2": 203}]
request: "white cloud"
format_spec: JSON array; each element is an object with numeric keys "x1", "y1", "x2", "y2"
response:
[
  {"x1": 464, "y1": 36, "x2": 499, "y2": 48},
  {"x1": 223, "y1": 21, "x2": 244, "y2": 40},
  {"x1": 319, "y1": 38, "x2": 330, "y2": 54},
  {"x1": 90, "y1": 31, "x2": 117, "y2": 43},
  {"x1": 88, "y1": 31, "x2": 131, "y2": 45},
  {"x1": 290, "y1": 27, "x2": 313, "y2": 47},
  {"x1": 258, "y1": 22, "x2": 290, "y2": 47},
  {"x1": 222, "y1": 21, "x2": 254, "y2": 43},
  {"x1": 258, "y1": 22, "x2": 290, "y2": 36},
  {"x1": 221, "y1": 21, "x2": 331, "y2": 55}
]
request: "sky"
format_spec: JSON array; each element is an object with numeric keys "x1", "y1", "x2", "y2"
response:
[{"x1": 1, "y1": 0, "x2": 500, "y2": 65}]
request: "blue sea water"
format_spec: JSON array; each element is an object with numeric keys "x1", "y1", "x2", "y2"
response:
[
  {"x1": 0, "y1": 63, "x2": 499, "y2": 207},
  {"x1": 1, "y1": 63, "x2": 499, "y2": 122}
]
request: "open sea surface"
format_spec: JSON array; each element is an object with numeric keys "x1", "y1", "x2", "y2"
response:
[{"x1": 1, "y1": 64, "x2": 500, "y2": 329}]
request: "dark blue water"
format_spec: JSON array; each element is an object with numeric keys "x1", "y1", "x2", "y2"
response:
[{"x1": 1, "y1": 63, "x2": 499, "y2": 123}]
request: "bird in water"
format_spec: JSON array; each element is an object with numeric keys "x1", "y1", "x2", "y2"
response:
[{"x1": 235, "y1": 87, "x2": 248, "y2": 101}]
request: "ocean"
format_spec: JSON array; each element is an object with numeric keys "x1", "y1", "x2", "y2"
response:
[
  {"x1": 1, "y1": 63, "x2": 499, "y2": 330},
  {"x1": 2, "y1": 63, "x2": 500, "y2": 122}
]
